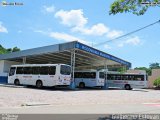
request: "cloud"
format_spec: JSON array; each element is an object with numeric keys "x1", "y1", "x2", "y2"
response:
[
  {"x1": 43, "y1": 5, "x2": 55, "y2": 13},
  {"x1": 55, "y1": 9, "x2": 109, "y2": 36},
  {"x1": 125, "y1": 36, "x2": 141, "y2": 45},
  {"x1": 117, "y1": 36, "x2": 142, "y2": 47},
  {"x1": 72, "y1": 23, "x2": 109, "y2": 36},
  {"x1": 106, "y1": 30, "x2": 123, "y2": 39},
  {"x1": 18, "y1": 30, "x2": 22, "y2": 33},
  {"x1": 49, "y1": 32, "x2": 89, "y2": 44},
  {"x1": 55, "y1": 9, "x2": 124, "y2": 37},
  {"x1": 0, "y1": 22, "x2": 8, "y2": 33},
  {"x1": 117, "y1": 43, "x2": 124, "y2": 47},
  {"x1": 104, "y1": 44, "x2": 112, "y2": 49},
  {"x1": 34, "y1": 30, "x2": 47, "y2": 34},
  {"x1": 55, "y1": 9, "x2": 87, "y2": 27}
]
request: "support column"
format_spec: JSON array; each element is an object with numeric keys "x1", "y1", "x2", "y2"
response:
[
  {"x1": 69, "y1": 50, "x2": 76, "y2": 89},
  {"x1": 22, "y1": 57, "x2": 26, "y2": 64},
  {"x1": 103, "y1": 60, "x2": 109, "y2": 90}
]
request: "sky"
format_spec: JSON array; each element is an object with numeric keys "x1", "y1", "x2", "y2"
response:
[{"x1": 0, "y1": 0, "x2": 160, "y2": 68}]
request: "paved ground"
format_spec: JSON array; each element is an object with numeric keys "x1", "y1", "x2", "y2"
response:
[
  {"x1": 1, "y1": 104, "x2": 160, "y2": 114},
  {"x1": 0, "y1": 84, "x2": 160, "y2": 114}
]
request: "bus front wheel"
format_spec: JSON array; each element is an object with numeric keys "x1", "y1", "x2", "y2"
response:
[
  {"x1": 36, "y1": 80, "x2": 43, "y2": 88},
  {"x1": 125, "y1": 84, "x2": 132, "y2": 90},
  {"x1": 14, "y1": 79, "x2": 20, "y2": 86}
]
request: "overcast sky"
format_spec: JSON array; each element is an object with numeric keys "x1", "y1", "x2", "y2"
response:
[{"x1": 0, "y1": 0, "x2": 160, "y2": 68}]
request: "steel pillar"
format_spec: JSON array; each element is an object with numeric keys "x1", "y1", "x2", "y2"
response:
[
  {"x1": 103, "y1": 60, "x2": 109, "y2": 89},
  {"x1": 22, "y1": 57, "x2": 26, "y2": 64},
  {"x1": 69, "y1": 50, "x2": 76, "y2": 89}
]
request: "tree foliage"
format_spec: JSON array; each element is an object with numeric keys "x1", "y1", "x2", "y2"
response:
[
  {"x1": 153, "y1": 77, "x2": 160, "y2": 87},
  {"x1": 117, "y1": 67, "x2": 127, "y2": 73},
  {"x1": 110, "y1": 0, "x2": 160, "y2": 16},
  {"x1": 134, "y1": 62, "x2": 160, "y2": 75},
  {"x1": 134, "y1": 67, "x2": 151, "y2": 75},
  {"x1": 12, "y1": 47, "x2": 20, "y2": 52},
  {"x1": 0, "y1": 45, "x2": 20, "y2": 54},
  {"x1": 149, "y1": 62, "x2": 160, "y2": 69}
]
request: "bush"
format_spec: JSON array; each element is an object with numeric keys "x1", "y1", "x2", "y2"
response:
[{"x1": 153, "y1": 77, "x2": 160, "y2": 88}]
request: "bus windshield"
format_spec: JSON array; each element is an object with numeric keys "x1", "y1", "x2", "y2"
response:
[
  {"x1": 60, "y1": 65, "x2": 71, "y2": 75},
  {"x1": 9, "y1": 67, "x2": 16, "y2": 76}
]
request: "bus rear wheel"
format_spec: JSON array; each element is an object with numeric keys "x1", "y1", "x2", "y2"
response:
[
  {"x1": 79, "y1": 82, "x2": 85, "y2": 88},
  {"x1": 14, "y1": 79, "x2": 20, "y2": 86},
  {"x1": 125, "y1": 84, "x2": 131, "y2": 90},
  {"x1": 36, "y1": 80, "x2": 43, "y2": 88}
]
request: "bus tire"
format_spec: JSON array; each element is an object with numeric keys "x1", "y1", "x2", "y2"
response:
[
  {"x1": 79, "y1": 82, "x2": 85, "y2": 88},
  {"x1": 14, "y1": 79, "x2": 20, "y2": 86},
  {"x1": 36, "y1": 80, "x2": 43, "y2": 88},
  {"x1": 124, "y1": 84, "x2": 131, "y2": 90}
]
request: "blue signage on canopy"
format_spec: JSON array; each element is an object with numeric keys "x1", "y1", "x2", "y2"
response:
[{"x1": 75, "y1": 42, "x2": 131, "y2": 67}]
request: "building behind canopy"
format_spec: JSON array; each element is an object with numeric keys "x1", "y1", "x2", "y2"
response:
[{"x1": 0, "y1": 41, "x2": 131, "y2": 84}]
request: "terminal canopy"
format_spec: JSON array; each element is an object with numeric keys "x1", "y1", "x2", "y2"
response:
[{"x1": 0, "y1": 41, "x2": 131, "y2": 70}]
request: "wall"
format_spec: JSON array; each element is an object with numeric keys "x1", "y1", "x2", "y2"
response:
[
  {"x1": 0, "y1": 60, "x2": 21, "y2": 84},
  {"x1": 127, "y1": 69, "x2": 146, "y2": 74},
  {"x1": 0, "y1": 60, "x2": 21, "y2": 74},
  {"x1": 148, "y1": 69, "x2": 160, "y2": 88},
  {"x1": 0, "y1": 60, "x2": 4, "y2": 73},
  {"x1": 3, "y1": 60, "x2": 21, "y2": 73}
]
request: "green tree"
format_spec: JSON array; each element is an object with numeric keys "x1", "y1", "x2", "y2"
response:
[
  {"x1": 0, "y1": 44, "x2": 20, "y2": 54},
  {"x1": 110, "y1": 0, "x2": 160, "y2": 16},
  {"x1": 12, "y1": 47, "x2": 20, "y2": 52},
  {"x1": 0, "y1": 45, "x2": 8, "y2": 54},
  {"x1": 149, "y1": 62, "x2": 160, "y2": 69},
  {"x1": 134, "y1": 67, "x2": 151, "y2": 75},
  {"x1": 117, "y1": 67, "x2": 127, "y2": 73},
  {"x1": 6, "y1": 48, "x2": 12, "y2": 53},
  {"x1": 153, "y1": 77, "x2": 160, "y2": 87}
]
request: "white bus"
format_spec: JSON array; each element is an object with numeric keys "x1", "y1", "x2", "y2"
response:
[
  {"x1": 74, "y1": 70, "x2": 105, "y2": 88},
  {"x1": 8, "y1": 64, "x2": 71, "y2": 88},
  {"x1": 106, "y1": 72, "x2": 148, "y2": 90}
]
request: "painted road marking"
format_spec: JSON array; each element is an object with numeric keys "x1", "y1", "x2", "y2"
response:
[{"x1": 143, "y1": 103, "x2": 160, "y2": 107}]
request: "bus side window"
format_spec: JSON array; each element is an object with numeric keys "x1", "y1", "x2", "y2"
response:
[
  {"x1": 23, "y1": 67, "x2": 32, "y2": 74},
  {"x1": 40, "y1": 66, "x2": 49, "y2": 75},
  {"x1": 48, "y1": 66, "x2": 56, "y2": 75},
  {"x1": 16, "y1": 67, "x2": 24, "y2": 74},
  {"x1": 91, "y1": 72, "x2": 96, "y2": 79},
  {"x1": 107, "y1": 74, "x2": 111, "y2": 80},
  {"x1": 9, "y1": 67, "x2": 16, "y2": 76},
  {"x1": 140, "y1": 75, "x2": 144, "y2": 81},
  {"x1": 74, "y1": 72, "x2": 80, "y2": 78},
  {"x1": 107, "y1": 74, "x2": 114, "y2": 80},
  {"x1": 32, "y1": 67, "x2": 40, "y2": 75},
  {"x1": 83, "y1": 73, "x2": 88, "y2": 78},
  {"x1": 123, "y1": 75, "x2": 128, "y2": 80},
  {"x1": 74, "y1": 72, "x2": 78, "y2": 78},
  {"x1": 115, "y1": 75, "x2": 121, "y2": 80},
  {"x1": 128, "y1": 75, "x2": 132, "y2": 80}
]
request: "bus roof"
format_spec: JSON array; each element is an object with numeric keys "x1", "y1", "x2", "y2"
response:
[
  {"x1": 11, "y1": 64, "x2": 70, "y2": 67},
  {"x1": 107, "y1": 72, "x2": 146, "y2": 75},
  {"x1": 75, "y1": 70, "x2": 104, "y2": 72}
]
